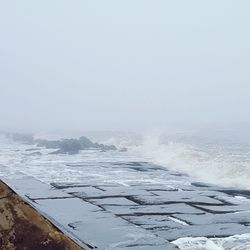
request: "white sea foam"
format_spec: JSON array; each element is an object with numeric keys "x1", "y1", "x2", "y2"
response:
[
  {"x1": 173, "y1": 234, "x2": 250, "y2": 250},
  {"x1": 90, "y1": 130, "x2": 250, "y2": 189},
  {"x1": 128, "y1": 134, "x2": 250, "y2": 189}
]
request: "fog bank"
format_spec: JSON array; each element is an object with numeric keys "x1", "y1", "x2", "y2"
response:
[{"x1": 0, "y1": 1, "x2": 250, "y2": 131}]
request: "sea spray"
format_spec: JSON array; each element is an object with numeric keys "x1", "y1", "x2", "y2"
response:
[{"x1": 125, "y1": 133, "x2": 250, "y2": 189}]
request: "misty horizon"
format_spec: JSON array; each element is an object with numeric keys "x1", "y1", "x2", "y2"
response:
[{"x1": 1, "y1": 1, "x2": 250, "y2": 132}]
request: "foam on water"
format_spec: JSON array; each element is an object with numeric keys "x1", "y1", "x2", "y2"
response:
[
  {"x1": 88, "y1": 128, "x2": 250, "y2": 189},
  {"x1": 124, "y1": 133, "x2": 250, "y2": 189},
  {"x1": 173, "y1": 234, "x2": 250, "y2": 250}
]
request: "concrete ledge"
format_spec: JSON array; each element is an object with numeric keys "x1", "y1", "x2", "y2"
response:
[{"x1": 0, "y1": 180, "x2": 83, "y2": 250}]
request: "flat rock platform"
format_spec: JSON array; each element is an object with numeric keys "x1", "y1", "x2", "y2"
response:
[{"x1": 2, "y1": 162, "x2": 250, "y2": 249}]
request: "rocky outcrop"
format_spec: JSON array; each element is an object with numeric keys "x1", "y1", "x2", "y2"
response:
[
  {"x1": 36, "y1": 139, "x2": 62, "y2": 149},
  {"x1": 78, "y1": 136, "x2": 94, "y2": 148},
  {"x1": 49, "y1": 137, "x2": 118, "y2": 155},
  {"x1": 10, "y1": 133, "x2": 118, "y2": 155},
  {"x1": 50, "y1": 139, "x2": 82, "y2": 155}
]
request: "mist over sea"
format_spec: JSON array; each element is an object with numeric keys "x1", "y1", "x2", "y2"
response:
[
  {"x1": 127, "y1": 126, "x2": 250, "y2": 190},
  {"x1": 2, "y1": 125, "x2": 249, "y2": 190},
  {"x1": 93, "y1": 125, "x2": 250, "y2": 190},
  {"x1": 1, "y1": 125, "x2": 250, "y2": 250}
]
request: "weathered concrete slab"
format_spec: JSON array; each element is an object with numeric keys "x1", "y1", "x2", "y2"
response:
[
  {"x1": 65, "y1": 219, "x2": 172, "y2": 249},
  {"x1": 122, "y1": 215, "x2": 187, "y2": 230},
  {"x1": 195, "y1": 204, "x2": 250, "y2": 213},
  {"x1": 2, "y1": 176, "x2": 72, "y2": 200},
  {"x1": 151, "y1": 190, "x2": 231, "y2": 199},
  {"x1": 51, "y1": 182, "x2": 98, "y2": 189},
  {"x1": 102, "y1": 203, "x2": 204, "y2": 216},
  {"x1": 118, "y1": 246, "x2": 170, "y2": 250},
  {"x1": 62, "y1": 186, "x2": 154, "y2": 199},
  {"x1": 88, "y1": 197, "x2": 139, "y2": 206},
  {"x1": 62, "y1": 186, "x2": 106, "y2": 197},
  {"x1": 34, "y1": 198, "x2": 173, "y2": 249},
  {"x1": 174, "y1": 212, "x2": 250, "y2": 225},
  {"x1": 132, "y1": 191, "x2": 224, "y2": 205},
  {"x1": 96, "y1": 186, "x2": 156, "y2": 197},
  {"x1": 154, "y1": 223, "x2": 250, "y2": 241},
  {"x1": 2, "y1": 176, "x2": 178, "y2": 249},
  {"x1": 3, "y1": 158, "x2": 250, "y2": 249}
]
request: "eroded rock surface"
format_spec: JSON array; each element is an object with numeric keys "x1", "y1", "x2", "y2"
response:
[
  {"x1": 0, "y1": 181, "x2": 83, "y2": 250},
  {"x1": 9, "y1": 133, "x2": 118, "y2": 154}
]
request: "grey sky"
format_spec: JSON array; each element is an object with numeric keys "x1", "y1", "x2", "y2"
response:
[{"x1": 0, "y1": 1, "x2": 250, "y2": 131}]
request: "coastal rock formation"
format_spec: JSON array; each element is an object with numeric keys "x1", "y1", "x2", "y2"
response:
[
  {"x1": 78, "y1": 136, "x2": 94, "y2": 148},
  {"x1": 50, "y1": 139, "x2": 82, "y2": 155},
  {"x1": 9, "y1": 133, "x2": 118, "y2": 154}
]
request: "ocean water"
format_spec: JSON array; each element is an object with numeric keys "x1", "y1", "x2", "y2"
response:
[
  {"x1": 94, "y1": 127, "x2": 250, "y2": 190},
  {"x1": 131, "y1": 132, "x2": 250, "y2": 190},
  {"x1": 1, "y1": 126, "x2": 250, "y2": 249}
]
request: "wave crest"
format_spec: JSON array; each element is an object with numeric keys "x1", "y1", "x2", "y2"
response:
[{"x1": 130, "y1": 135, "x2": 250, "y2": 189}]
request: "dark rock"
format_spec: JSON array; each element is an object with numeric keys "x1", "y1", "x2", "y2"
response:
[
  {"x1": 35, "y1": 139, "x2": 61, "y2": 149},
  {"x1": 98, "y1": 144, "x2": 117, "y2": 151},
  {"x1": 50, "y1": 139, "x2": 82, "y2": 155},
  {"x1": 60, "y1": 139, "x2": 82, "y2": 153},
  {"x1": 9, "y1": 132, "x2": 117, "y2": 155},
  {"x1": 192, "y1": 182, "x2": 211, "y2": 188},
  {"x1": 78, "y1": 136, "x2": 94, "y2": 148}
]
